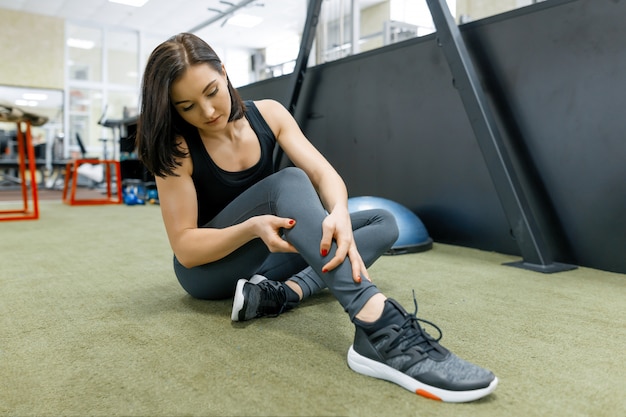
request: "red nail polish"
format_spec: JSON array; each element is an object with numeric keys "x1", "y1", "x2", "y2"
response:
[
  {"x1": 355, "y1": 276, "x2": 362, "y2": 283},
  {"x1": 322, "y1": 268, "x2": 328, "y2": 273},
  {"x1": 321, "y1": 249, "x2": 328, "y2": 256},
  {"x1": 289, "y1": 220, "x2": 295, "y2": 225}
]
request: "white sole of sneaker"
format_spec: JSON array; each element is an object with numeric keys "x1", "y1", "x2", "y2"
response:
[
  {"x1": 231, "y1": 278, "x2": 248, "y2": 322},
  {"x1": 347, "y1": 345, "x2": 498, "y2": 403},
  {"x1": 231, "y1": 275, "x2": 268, "y2": 322}
]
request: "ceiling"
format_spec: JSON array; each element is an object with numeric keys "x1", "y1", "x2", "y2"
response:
[
  {"x1": 0, "y1": 0, "x2": 310, "y2": 50},
  {"x1": 0, "y1": 0, "x2": 383, "y2": 51}
]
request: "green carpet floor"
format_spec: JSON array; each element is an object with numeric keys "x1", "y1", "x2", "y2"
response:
[{"x1": 1, "y1": 201, "x2": 624, "y2": 417}]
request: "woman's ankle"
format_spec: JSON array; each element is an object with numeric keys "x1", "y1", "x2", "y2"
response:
[
  {"x1": 285, "y1": 280, "x2": 303, "y2": 301},
  {"x1": 354, "y1": 293, "x2": 387, "y2": 323}
]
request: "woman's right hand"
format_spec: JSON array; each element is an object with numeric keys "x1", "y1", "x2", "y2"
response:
[{"x1": 251, "y1": 215, "x2": 298, "y2": 253}]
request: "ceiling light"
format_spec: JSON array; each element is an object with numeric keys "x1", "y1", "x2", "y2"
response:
[
  {"x1": 108, "y1": 0, "x2": 150, "y2": 6},
  {"x1": 15, "y1": 100, "x2": 38, "y2": 107},
  {"x1": 67, "y1": 38, "x2": 95, "y2": 49},
  {"x1": 22, "y1": 93, "x2": 48, "y2": 101},
  {"x1": 226, "y1": 14, "x2": 263, "y2": 28}
]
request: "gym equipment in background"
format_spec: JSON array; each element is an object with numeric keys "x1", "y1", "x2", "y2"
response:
[
  {"x1": 0, "y1": 101, "x2": 47, "y2": 221},
  {"x1": 122, "y1": 179, "x2": 158, "y2": 206},
  {"x1": 61, "y1": 136, "x2": 122, "y2": 206},
  {"x1": 348, "y1": 196, "x2": 432, "y2": 255}
]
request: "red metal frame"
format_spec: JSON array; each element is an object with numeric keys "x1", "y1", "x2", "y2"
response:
[
  {"x1": 62, "y1": 159, "x2": 122, "y2": 205},
  {"x1": 0, "y1": 121, "x2": 40, "y2": 221}
]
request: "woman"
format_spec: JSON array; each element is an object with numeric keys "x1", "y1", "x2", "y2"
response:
[{"x1": 136, "y1": 32, "x2": 497, "y2": 403}]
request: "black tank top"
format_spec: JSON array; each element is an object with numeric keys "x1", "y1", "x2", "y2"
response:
[{"x1": 187, "y1": 100, "x2": 276, "y2": 226}]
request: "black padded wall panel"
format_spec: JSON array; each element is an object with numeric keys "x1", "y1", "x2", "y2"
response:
[{"x1": 239, "y1": 0, "x2": 626, "y2": 274}]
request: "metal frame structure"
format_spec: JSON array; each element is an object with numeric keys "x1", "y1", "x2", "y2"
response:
[
  {"x1": 424, "y1": 0, "x2": 575, "y2": 273},
  {"x1": 274, "y1": 0, "x2": 324, "y2": 171},
  {"x1": 0, "y1": 121, "x2": 40, "y2": 221}
]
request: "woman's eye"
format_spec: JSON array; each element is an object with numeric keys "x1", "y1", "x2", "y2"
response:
[
  {"x1": 208, "y1": 87, "x2": 219, "y2": 97},
  {"x1": 182, "y1": 105, "x2": 194, "y2": 112}
]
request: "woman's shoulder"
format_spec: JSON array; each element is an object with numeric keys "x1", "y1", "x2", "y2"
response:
[
  {"x1": 251, "y1": 98, "x2": 287, "y2": 114},
  {"x1": 251, "y1": 99, "x2": 290, "y2": 126}
]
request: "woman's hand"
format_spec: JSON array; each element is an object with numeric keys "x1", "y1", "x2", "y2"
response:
[
  {"x1": 319, "y1": 207, "x2": 369, "y2": 284},
  {"x1": 254, "y1": 100, "x2": 366, "y2": 282},
  {"x1": 252, "y1": 215, "x2": 298, "y2": 253}
]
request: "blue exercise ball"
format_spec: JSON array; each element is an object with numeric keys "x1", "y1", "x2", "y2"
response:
[{"x1": 348, "y1": 196, "x2": 433, "y2": 255}]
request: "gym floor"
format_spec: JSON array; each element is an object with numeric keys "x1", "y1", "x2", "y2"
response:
[{"x1": 0, "y1": 185, "x2": 105, "y2": 202}]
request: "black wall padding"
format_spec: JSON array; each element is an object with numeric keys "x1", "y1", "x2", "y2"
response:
[{"x1": 238, "y1": 0, "x2": 626, "y2": 274}]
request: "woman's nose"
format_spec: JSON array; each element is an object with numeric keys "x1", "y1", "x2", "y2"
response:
[{"x1": 200, "y1": 101, "x2": 215, "y2": 118}]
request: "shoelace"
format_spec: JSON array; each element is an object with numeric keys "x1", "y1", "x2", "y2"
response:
[
  {"x1": 389, "y1": 290, "x2": 443, "y2": 355},
  {"x1": 257, "y1": 280, "x2": 287, "y2": 316}
]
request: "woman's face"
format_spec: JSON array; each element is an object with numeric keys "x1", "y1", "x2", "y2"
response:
[{"x1": 170, "y1": 63, "x2": 231, "y2": 132}]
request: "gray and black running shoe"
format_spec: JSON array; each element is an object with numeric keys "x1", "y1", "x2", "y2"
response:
[
  {"x1": 231, "y1": 275, "x2": 293, "y2": 321},
  {"x1": 348, "y1": 297, "x2": 498, "y2": 402}
]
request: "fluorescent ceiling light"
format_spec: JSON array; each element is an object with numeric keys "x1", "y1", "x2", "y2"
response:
[
  {"x1": 67, "y1": 38, "x2": 95, "y2": 49},
  {"x1": 22, "y1": 93, "x2": 48, "y2": 101},
  {"x1": 15, "y1": 100, "x2": 38, "y2": 107},
  {"x1": 227, "y1": 14, "x2": 263, "y2": 28},
  {"x1": 108, "y1": 0, "x2": 150, "y2": 6}
]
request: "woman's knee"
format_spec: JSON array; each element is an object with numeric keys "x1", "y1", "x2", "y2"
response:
[
  {"x1": 273, "y1": 167, "x2": 320, "y2": 204},
  {"x1": 276, "y1": 166, "x2": 309, "y2": 184},
  {"x1": 373, "y1": 208, "x2": 400, "y2": 246}
]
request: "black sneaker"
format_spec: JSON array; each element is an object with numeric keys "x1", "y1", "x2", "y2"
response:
[
  {"x1": 348, "y1": 297, "x2": 498, "y2": 402},
  {"x1": 231, "y1": 275, "x2": 293, "y2": 321}
]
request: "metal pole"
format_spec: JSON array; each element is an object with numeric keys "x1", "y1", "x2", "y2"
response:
[
  {"x1": 287, "y1": 0, "x2": 324, "y2": 115},
  {"x1": 351, "y1": 0, "x2": 360, "y2": 55},
  {"x1": 425, "y1": 0, "x2": 575, "y2": 273},
  {"x1": 274, "y1": 0, "x2": 324, "y2": 171}
]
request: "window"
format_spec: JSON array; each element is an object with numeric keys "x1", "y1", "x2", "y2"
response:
[
  {"x1": 65, "y1": 23, "x2": 140, "y2": 159},
  {"x1": 67, "y1": 26, "x2": 102, "y2": 82},
  {"x1": 107, "y1": 30, "x2": 139, "y2": 86},
  {"x1": 68, "y1": 88, "x2": 103, "y2": 158}
]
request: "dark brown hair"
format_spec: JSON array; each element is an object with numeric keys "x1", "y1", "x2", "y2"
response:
[{"x1": 136, "y1": 32, "x2": 246, "y2": 177}]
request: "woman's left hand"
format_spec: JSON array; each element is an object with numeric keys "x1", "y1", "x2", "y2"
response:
[{"x1": 319, "y1": 206, "x2": 370, "y2": 284}]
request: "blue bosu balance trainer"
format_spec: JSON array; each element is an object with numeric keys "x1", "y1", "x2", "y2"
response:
[{"x1": 348, "y1": 196, "x2": 433, "y2": 255}]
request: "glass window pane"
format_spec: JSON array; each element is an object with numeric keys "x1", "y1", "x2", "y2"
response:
[
  {"x1": 107, "y1": 30, "x2": 139, "y2": 86},
  {"x1": 263, "y1": 36, "x2": 300, "y2": 80},
  {"x1": 458, "y1": 0, "x2": 540, "y2": 23},
  {"x1": 67, "y1": 25, "x2": 102, "y2": 82},
  {"x1": 0, "y1": 86, "x2": 64, "y2": 162},
  {"x1": 359, "y1": 1, "x2": 390, "y2": 54},
  {"x1": 320, "y1": 0, "x2": 353, "y2": 63},
  {"x1": 68, "y1": 88, "x2": 103, "y2": 157},
  {"x1": 106, "y1": 90, "x2": 139, "y2": 120},
  {"x1": 221, "y1": 49, "x2": 252, "y2": 87},
  {"x1": 142, "y1": 33, "x2": 165, "y2": 68},
  {"x1": 104, "y1": 90, "x2": 139, "y2": 159}
]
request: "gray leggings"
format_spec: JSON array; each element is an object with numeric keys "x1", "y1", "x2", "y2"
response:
[{"x1": 174, "y1": 167, "x2": 399, "y2": 320}]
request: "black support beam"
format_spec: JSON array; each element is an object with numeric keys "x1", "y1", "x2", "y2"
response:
[
  {"x1": 274, "y1": 0, "x2": 323, "y2": 171},
  {"x1": 425, "y1": 0, "x2": 575, "y2": 273}
]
